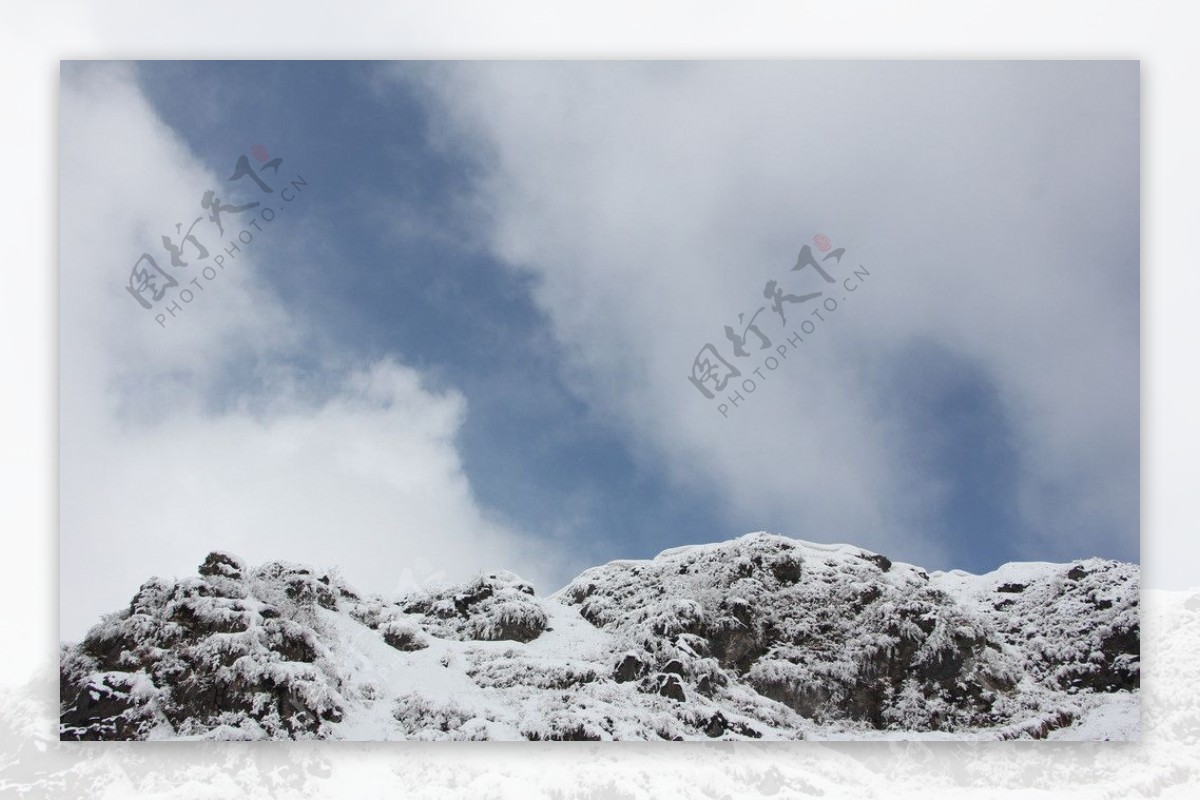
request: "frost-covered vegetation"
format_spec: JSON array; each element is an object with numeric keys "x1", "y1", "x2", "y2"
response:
[{"x1": 60, "y1": 534, "x2": 1139, "y2": 741}]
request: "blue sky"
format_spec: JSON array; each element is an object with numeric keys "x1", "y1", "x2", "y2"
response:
[
  {"x1": 135, "y1": 60, "x2": 736, "y2": 573},
  {"x1": 60, "y1": 61, "x2": 1138, "y2": 636}
]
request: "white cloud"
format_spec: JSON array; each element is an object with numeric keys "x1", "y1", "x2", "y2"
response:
[
  {"x1": 58, "y1": 62, "x2": 1141, "y2": 640},
  {"x1": 408, "y1": 61, "x2": 1139, "y2": 567},
  {"x1": 59, "y1": 63, "x2": 559, "y2": 640}
]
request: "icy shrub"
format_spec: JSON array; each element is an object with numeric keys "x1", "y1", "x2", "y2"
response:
[
  {"x1": 391, "y1": 693, "x2": 486, "y2": 740},
  {"x1": 198, "y1": 551, "x2": 245, "y2": 580},
  {"x1": 60, "y1": 552, "x2": 348, "y2": 740},
  {"x1": 404, "y1": 570, "x2": 548, "y2": 643},
  {"x1": 380, "y1": 619, "x2": 428, "y2": 651}
]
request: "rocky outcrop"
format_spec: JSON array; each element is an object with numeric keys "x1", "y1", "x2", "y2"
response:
[
  {"x1": 401, "y1": 570, "x2": 548, "y2": 643},
  {"x1": 60, "y1": 559, "x2": 346, "y2": 740},
  {"x1": 560, "y1": 535, "x2": 1034, "y2": 730},
  {"x1": 60, "y1": 534, "x2": 1139, "y2": 741}
]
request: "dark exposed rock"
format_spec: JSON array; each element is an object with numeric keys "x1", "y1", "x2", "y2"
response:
[
  {"x1": 382, "y1": 622, "x2": 428, "y2": 652},
  {"x1": 60, "y1": 677, "x2": 142, "y2": 741},
  {"x1": 656, "y1": 674, "x2": 686, "y2": 702},
  {"x1": 198, "y1": 551, "x2": 244, "y2": 580},
  {"x1": 863, "y1": 553, "x2": 893, "y2": 572},
  {"x1": 1059, "y1": 624, "x2": 1139, "y2": 692},
  {"x1": 614, "y1": 653, "x2": 645, "y2": 683},
  {"x1": 768, "y1": 554, "x2": 803, "y2": 584},
  {"x1": 168, "y1": 597, "x2": 251, "y2": 634},
  {"x1": 707, "y1": 622, "x2": 768, "y2": 674},
  {"x1": 453, "y1": 584, "x2": 494, "y2": 615},
  {"x1": 661, "y1": 659, "x2": 686, "y2": 676}
]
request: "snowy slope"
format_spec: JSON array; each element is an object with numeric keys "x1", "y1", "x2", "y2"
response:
[{"x1": 59, "y1": 534, "x2": 1139, "y2": 741}]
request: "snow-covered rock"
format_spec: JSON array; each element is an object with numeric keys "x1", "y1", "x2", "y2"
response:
[{"x1": 59, "y1": 533, "x2": 1138, "y2": 740}]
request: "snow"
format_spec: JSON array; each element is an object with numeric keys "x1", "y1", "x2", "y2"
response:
[{"x1": 60, "y1": 532, "x2": 1139, "y2": 741}]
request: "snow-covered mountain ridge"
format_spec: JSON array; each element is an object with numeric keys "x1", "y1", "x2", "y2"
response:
[{"x1": 59, "y1": 533, "x2": 1139, "y2": 740}]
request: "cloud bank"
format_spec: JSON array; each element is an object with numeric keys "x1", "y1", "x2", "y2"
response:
[
  {"x1": 59, "y1": 63, "x2": 559, "y2": 640},
  {"x1": 407, "y1": 61, "x2": 1139, "y2": 569}
]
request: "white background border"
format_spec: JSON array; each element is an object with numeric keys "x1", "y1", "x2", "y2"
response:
[{"x1": 2, "y1": 1, "x2": 1197, "y2": 797}]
